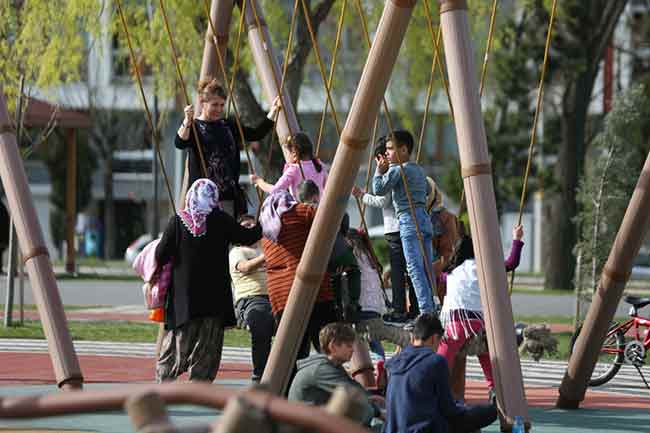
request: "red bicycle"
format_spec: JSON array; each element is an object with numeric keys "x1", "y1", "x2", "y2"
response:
[{"x1": 570, "y1": 295, "x2": 650, "y2": 387}]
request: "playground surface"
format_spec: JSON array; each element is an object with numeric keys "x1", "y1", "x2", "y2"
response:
[{"x1": 0, "y1": 349, "x2": 648, "y2": 433}]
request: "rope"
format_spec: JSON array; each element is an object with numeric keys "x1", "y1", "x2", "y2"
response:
[
  {"x1": 158, "y1": 0, "x2": 209, "y2": 178},
  {"x1": 423, "y1": 0, "x2": 454, "y2": 122},
  {"x1": 299, "y1": 0, "x2": 341, "y2": 136},
  {"x1": 226, "y1": 0, "x2": 247, "y2": 119},
  {"x1": 115, "y1": 0, "x2": 176, "y2": 210},
  {"x1": 315, "y1": 0, "x2": 348, "y2": 157},
  {"x1": 509, "y1": 0, "x2": 558, "y2": 294},
  {"x1": 268, "y1": 0, "x2": 305, "y2": 180},
  {"x1": 416, "y1": 26, "x2": 442, "y2": 163},
  {"x1": 201, "y1": 0, "x2": 265, "y2": 210},
  {"x1": 300, "y1": 0, "x2": 369, "y2": 234},
  {"x1": 247, "y1": 0, "x2": 304, "y2": 180},
  {"x1": 479, "y1": 0, "x2": 499, "y2": 98},
  {"x1": 354, "y1": 0, "x2": 440, "y2": 303}
]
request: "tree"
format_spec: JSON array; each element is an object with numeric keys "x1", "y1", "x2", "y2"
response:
[
  {"x1": 574, "y1": 84, "x2": 650, "y2": 318},
  {"x1": 542, "y1": 0, "x2": 629, "y2": 290}
]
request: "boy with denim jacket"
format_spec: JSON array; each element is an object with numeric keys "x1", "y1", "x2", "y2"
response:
[{"x1": 373, "y1": 130, "x2": 436, "y2": 316}]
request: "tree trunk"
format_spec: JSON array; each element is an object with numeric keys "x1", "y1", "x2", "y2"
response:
[
  {"x1": 544, "y1": 73, "x2": 595, "y2": 290},
  {"x1": 103, "y1": 156, "x2": 115, "y2": 260}
]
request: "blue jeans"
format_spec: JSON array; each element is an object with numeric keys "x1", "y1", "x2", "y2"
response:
[{"x1": 398, "y1": 207, "x2": 435, "y2": 314}]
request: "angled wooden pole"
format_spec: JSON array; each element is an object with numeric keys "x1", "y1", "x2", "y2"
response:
[
  {"x1": 438, "y1": 0, "x2": 529, "y2": 429},
  {"x1": 557, "y1": 151, "x2": 650, "y2": 409},
  {"x1": 242, "y1": 0, "x2": 298, "y2": 163},
  {"x1": 261, "y1": 0, "x2": 418, "y2": 396},
  {"x1": 0, "y1": 89, "x2": 83, "y2": 389}
]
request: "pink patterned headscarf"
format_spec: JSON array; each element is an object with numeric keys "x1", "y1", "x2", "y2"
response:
[{"x1": 178, "y1": 178, "x2": 221, "y2": 237}]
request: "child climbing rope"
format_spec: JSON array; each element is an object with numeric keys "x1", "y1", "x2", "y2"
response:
[
  {"x1": 251, "y1": 132, "x2": 328, "y2": 200},
  {"x1": 436, "y1": 224, "x2": 524, "y2": 401}
]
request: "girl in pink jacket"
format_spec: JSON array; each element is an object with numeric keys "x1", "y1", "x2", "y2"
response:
[{"x1": 250, "y1": 132, "x2": 328, "y2": 200}]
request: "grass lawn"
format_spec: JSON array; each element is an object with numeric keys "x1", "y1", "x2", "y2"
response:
[
  {"x1": 0, "y1": 320, "x2": 252, "y2": 347},
  {"x1": 0, "y1": 317, "x2": 575, "y2": 361}
]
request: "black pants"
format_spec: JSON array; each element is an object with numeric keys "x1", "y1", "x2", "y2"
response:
[
  {"x1": 235, "y1": 295, "x2": 274, "y2": 381},
  {"x1": 385, "y1": 232, "x2": 418, "y2": 316},
  {"x1": 448, "y1": 404, "x2": 497, "y2": 433}
]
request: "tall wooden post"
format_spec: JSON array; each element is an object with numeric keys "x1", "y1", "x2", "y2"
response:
[
  {"x1": 0, "y1": 89, "x2": 83, "y2": 389},
  {"x1": 65, "y1": 128, "x2": 77, "y2": 274},
  {"x1": 242, "y1": 0, "x2": 299, "y2": 162},
  {"x1": 438, "y1": 0, "x2": 529, "y2": 428},
  {"x1": 261, "y1": 0, "x2": 418, "y2": 396},
  {"x1": 201, "y1": 0, "x2": 235, "y2": 84},
  {"x1": 557, "y1": 152, "x2": 650, "y2": 409}
]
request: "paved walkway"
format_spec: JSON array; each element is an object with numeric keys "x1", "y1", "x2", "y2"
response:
[{"x1": 0, "y1": 346, "x2": 648, "y2": 433}]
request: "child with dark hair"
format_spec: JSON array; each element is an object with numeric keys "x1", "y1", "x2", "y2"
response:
[
  {"x1": 383, "y1": 313, "x2": 497, "y2": 433},
  {"x1": 347, "y1": 229, "x2": 410, "y2": 358},
  {"x1": 373, "y1": 130, "x2": 436, "y2": 318},
  {"x1": 251, "y1": 132, "x2": 328, "y2": 200},
  {"x1": 437, "y1": 225, "x2": 524, "y2": 400},
  {"x1": 297, "y1": 180, "x2": 361, "y2": 323}
]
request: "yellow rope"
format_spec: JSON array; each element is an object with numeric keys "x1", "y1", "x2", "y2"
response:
[
  {"x1": 115, "y1": 0, "x2": 176, "y2": 211},
  {"x1": 509, "y1": 0, "x2": 558, "y2": 294},
  {"x1": 300, "y1": 0, "x2": 369, "y2": 234},
  {"x1": 201, "y1": 0, "x2": 264, "y2": 209},
  {"x1": 270, "y1": 0, "x2": 305, "y2": 180},
  {"x1": 299, "y1": 0, "x2": 341, "y2": 136},
  {"x1": 158, "y1": 0, "x2": 209, "y2": 178},
  {"x1": 226, "y1": 0, "x2": 247, "y2": 118},
  {"x1": 423, "y1": 0, "x2": 454, "y2": 122},
  {"x1": 479, "y1": 0, "x2": 499, "y2": 98},
  {"x1": 315, "y1": 0, "x2": 348, "y2": 157},
  {"x1": 416, "y1": 27, "x2": 442, "y2": 163}
]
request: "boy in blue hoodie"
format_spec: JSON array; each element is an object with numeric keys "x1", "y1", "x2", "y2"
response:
[{"x1": 383, "y1": 313, "x2": 496, "y2": 433}]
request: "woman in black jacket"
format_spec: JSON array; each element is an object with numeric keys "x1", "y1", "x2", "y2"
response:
[
  {"x1": 175, "y1": 76, "x2": 281, "y2": 217},
  {"x1": 155, "y1": 178, "x2": 262, "y2": 382}
]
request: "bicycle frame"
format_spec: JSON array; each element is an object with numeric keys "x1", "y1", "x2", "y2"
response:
[{"x1": 603, "y1": 311, "x2": 650, "y2": 356}]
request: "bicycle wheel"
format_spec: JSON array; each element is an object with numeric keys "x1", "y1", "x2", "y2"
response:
[{"x1": 569, "y1": 323, "x2": 626, "y2": 387}]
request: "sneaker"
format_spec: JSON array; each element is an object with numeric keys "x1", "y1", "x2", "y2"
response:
[{"x1": 383, "y1": 312, "x2": 408, "y2": 324}]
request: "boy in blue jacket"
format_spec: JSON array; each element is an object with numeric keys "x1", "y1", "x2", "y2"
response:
[{"x1": 383, "y1": 313, "x2": 496, "y2": 433}]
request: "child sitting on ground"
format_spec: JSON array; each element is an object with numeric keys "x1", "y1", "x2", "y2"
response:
[
  {"x1": 373, "y1": 130, "x2": 436, "y2": 318},
  {"x1": 347, "y1": 228, "x2": 411, "y2": 359},
  {"x1": 251, "y1": 132, "x2": 328, "y2": 200},
  {"x1": 436, "y1": 225, "x2": 524, "y2": 402},
  {"x1": 297, "y1": 180, "x2": 361, "y2": 323}
]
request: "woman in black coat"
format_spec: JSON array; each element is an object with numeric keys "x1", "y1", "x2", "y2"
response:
[{"x1": 155, "y1": 178, "x2": 261, "y2": 382}]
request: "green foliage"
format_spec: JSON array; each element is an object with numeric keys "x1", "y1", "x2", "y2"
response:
[
  {"x1": 574, "y1": 84, "x2": 650, "y2": 304},
  {"x1": 0, "y1": 0, "x2": 102, "y2": 109}
]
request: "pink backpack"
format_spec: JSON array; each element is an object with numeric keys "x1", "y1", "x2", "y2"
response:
[{"x1": 132, "y1": 238, "x2": 172, "y2": 309}]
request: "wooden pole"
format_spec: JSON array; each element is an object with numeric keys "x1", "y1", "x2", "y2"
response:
[
  {"x1": 65, "y1": 128, "x2": 77, "y2": 275},
  {"x1": 557, "y1": 152, "x2": 650, "y2": 409},
  {"x1": 0, "y1": 88, "x2": 83, "y2": 389},
  {"x1": 438, "y1": 1, "x2": 529, "y2": 428},
  {"x1": 350, "y1": 338, "x2": 375, "y2": 388},
  {"x1": 261, "y1": 0, "x2": 418, "y2": 396},
  {"x1": 242, "y1": 0, "x2": 298, "y2": 162}
]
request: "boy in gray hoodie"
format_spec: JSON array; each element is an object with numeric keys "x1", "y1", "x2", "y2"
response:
[{"x1": 288, "y1": 322, "x2": 381, "y2": 426}]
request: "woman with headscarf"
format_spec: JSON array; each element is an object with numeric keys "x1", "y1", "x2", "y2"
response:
[{"x1": 155, "y1": 178, "x2": 262, "y2": 382}]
